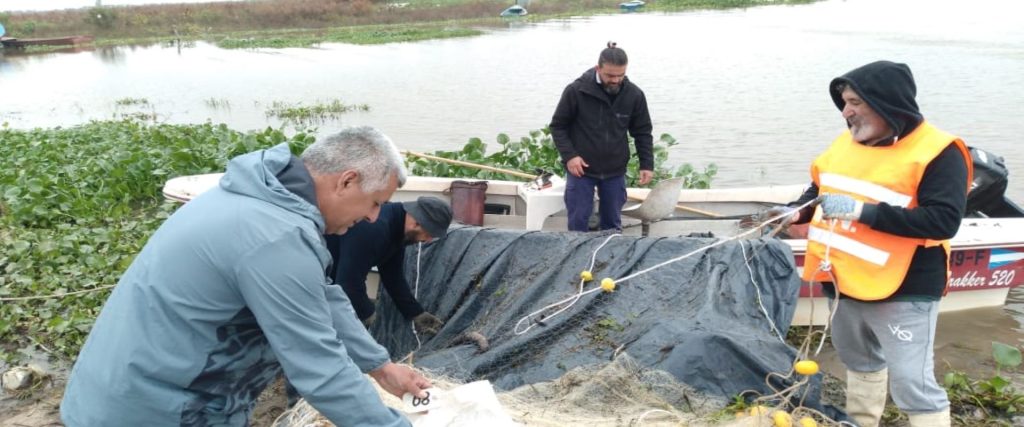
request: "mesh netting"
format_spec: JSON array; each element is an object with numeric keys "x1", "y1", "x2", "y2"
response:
[
  {"x1": 275, "y1": 355, "x2": 735, "y2": 427},
  {"x1": 280, "y1": 214, "x2": 855, "y2": 426},
  {"x1": 373, "y1": 227, "x2": 803, "y2": 394}
]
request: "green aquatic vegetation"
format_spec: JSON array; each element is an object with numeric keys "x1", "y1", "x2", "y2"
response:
[
  {"x1": 653, "y1": 0, "x2": 816, "y2": 10},
  {"x1": 321, "y1": 26, "x2": 481, "y2": 45},
  {"x1": 216, "y1": 25, "x2": 481, "y2": 49},
  {"x1": 407, "y1": 127, "x2": 717, "y2": 189},
  {"x1": 116, "y1": 111, "x2": 158, "y2": 122},
  {"x1": 217, "y1": 36, "x2": 319, "y2": 49},
  {"x1": 584, "y1": 316, "x2": 625, "y2": 348},
  {"x1": 0, "y1": 120, "x2": 315, "y2": 362},
  {"x1": 265, "y1": 99, "x2": 370, "y2": 124},
  {"x1": 204, "y1": 98, "x2": 231, "y2": 110},
  {"x1": 945, "y1": 342, "x2": 1024, "y2": 424},
  {"x1": 114, "y1": 97, "x2": 150, "y2": 106}
]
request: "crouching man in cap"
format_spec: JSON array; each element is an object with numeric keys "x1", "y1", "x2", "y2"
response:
[{"x1": 327, "y1": 196, "x2": 453, "y2": 333}]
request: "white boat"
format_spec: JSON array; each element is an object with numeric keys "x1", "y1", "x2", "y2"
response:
[
  {"x1": 163, "y1": 172, "x2": 1024, "y2": 326},
  {"x1": 499, "y1": 5, "x2": 527, "y2": 17},
  {"x1": 619, "y1": 0, "x2": 645, "y2": 12}
]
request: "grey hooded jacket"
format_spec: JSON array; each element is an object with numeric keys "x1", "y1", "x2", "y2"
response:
[{"x1": 61, "y1": 143, "x2": 408, "y2": 426}]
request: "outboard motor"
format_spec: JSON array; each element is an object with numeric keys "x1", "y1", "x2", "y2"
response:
[{"x1": 966, "y1": 147, "x2": 1024, "y2": 218}]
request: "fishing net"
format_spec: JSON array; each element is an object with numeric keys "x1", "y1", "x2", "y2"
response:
[
  {"x1": 278, "y1": 205, "x2": 854, "y2": 425},
  {"x1": 374, "y1": 225, "x2": 803, "y2": 393},
  {"x1": 386, "y1": 221, "x2": 846, "y2": 414},
  {"x1": 275, "y1": 354, "x2": 752, "y2": 427}
]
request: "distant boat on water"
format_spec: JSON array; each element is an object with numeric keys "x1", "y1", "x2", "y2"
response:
[
  {"x1": 500, "y1": 5, "x2": 528, "y2": 17},
  {"x1": 1, "y1": 35, "x2": 94, "y2": 48},
  {"x1": 619, "y1": 0, "x2": 645, "y2": 12}
]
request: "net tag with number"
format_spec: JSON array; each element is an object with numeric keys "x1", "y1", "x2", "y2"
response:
[{"x1": 402, "y1": 388, "x2": 443, "y2": 413}]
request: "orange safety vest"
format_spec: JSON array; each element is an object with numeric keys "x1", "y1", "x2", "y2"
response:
[{"x1": 802, "y1": 121, "x2": 973, "y2": 300}]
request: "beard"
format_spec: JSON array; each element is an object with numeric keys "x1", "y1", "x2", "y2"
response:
[
  {"x1": 848, "y1": 118, "x2": 891, "y2": 146},
  {"x1": 403, "y1": 230, "x2": 421, "y2": 245},
  {"x1": 603, "y1": 83, "x2": 621, "y2": 95}
]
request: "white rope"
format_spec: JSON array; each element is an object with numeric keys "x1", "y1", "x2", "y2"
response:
[
  {"x1": 812, "y1": 218, "x2": 841, "y2": 356},
  {"x1": 411, "y1": 241, "x2": 424, "y2": 351},
  {"x1": 512, "y1": 234, "x2": 621, "y2": 335},
  {"x1": 513, "y1": 199, "x2": 821, "y2": 335},
  {"x1": 739, "y1": 240, "x2": 787, "y2": 346},
  {"x1": 635, "y1": 408, "x2": 683, "y2": 425}
]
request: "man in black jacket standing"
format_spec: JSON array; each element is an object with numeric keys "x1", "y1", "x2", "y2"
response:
[
  {"x1": 326, "y1": 196, "x2": 452, "y2": 333},
  {"x1": 550, "y1": 42, "x2": 654, "y2": 232}
]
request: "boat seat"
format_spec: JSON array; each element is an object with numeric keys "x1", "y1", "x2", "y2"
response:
[{"x1": 622, "y1": 177, "x2": 683, "y2": 235}]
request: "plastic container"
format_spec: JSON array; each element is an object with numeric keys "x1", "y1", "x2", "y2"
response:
[{"x1": 448, "y1": 180, "x2": 488, "y2": 226}]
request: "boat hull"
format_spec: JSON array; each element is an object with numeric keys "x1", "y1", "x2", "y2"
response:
[
  {"x1": 1, "y1": 35, "x2": 94, "y2": 48},
  {"x1": 163, "y1": 174, "x2": 1024, "y2": 324}
]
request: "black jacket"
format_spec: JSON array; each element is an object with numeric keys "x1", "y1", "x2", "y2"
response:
[
  {"x1": 325, "y1": 203, "x2": 425, "y2": 320},
  {"x1": 793, "y1": 61, "x2": 969, "y2": 301},
  {"x1": 550, "y1": 67, "x2": 654, "y2": 178}
]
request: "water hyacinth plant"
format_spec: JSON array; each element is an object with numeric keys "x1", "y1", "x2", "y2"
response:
[
  {"x1": 0, "y1": 120, "x2": 315, "y2": 362},
  {"x1": 408, "y1": 127, "x2": 717, "y2": 189},
  {"x1": 265, "y1": 99, "x2": 370, "y2": 124}
]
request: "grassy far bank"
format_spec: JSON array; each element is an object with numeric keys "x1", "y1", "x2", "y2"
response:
[
  {"x1": 216, "y1": 24, "x2": 483, "y2": 49},
  {"x1": 0, "y1": 0, "x2": 817, "y2": 49}
]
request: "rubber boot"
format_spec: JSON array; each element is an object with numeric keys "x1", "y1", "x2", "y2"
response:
[
  {"x1": 846, "y1": 368, "x2": 888, "y2": 427},
  {"x1": 907, "y1": 408, "x2": 950, "y2": 427}
]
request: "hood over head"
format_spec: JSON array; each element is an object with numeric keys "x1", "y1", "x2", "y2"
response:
[
  {"x1": 219, "y1": 143, "x2": 325, "y2": 232},
  {"x1": 829, "y1": 60, "x2": 923, "y2": 140}
]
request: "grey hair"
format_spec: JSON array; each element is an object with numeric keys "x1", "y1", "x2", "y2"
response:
[{"x1": 301, "y1": 126, "x2": 408, "y2": 192}]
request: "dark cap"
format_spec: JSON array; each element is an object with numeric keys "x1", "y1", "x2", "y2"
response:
[{"x1": 403, "y1": 196, "x2": 453, "y2": 239}]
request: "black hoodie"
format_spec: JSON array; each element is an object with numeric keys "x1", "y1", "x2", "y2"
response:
[
  {"x1": 793, "y1": 61, "x2": 969, "y2": 301},
  {"x1": 550, "y1": 67, "x2": 654, "y2": 178},
  {"x1": 829, "y1": 60, "x2": 923, "y2": 141}
]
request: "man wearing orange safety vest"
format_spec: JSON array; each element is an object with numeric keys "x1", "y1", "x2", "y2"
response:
[{"x1": 772, "y1": 61, "x2": 972, "y2": 427}]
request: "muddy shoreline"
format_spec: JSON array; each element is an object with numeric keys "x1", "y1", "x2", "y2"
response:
[{"x1": 0, "y1": 358, "x2": 980, "y2": 427}]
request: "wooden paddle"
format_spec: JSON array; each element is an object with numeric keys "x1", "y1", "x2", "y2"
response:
[
  {"x1": 626, "y1": 192, "x2": 721, "y2": 218},
  {"x1": 403, "y1": 150, "x2": 536, "y2": 180},
  {"x1": 402, "y1": 150, "x2": 721, "y2": 218}
]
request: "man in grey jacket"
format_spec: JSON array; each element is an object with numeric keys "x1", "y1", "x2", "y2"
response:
[{"x1": 61, "y1": 127, "x2": 427, "y2": 426}]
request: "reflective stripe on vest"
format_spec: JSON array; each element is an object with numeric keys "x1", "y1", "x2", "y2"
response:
[
  {"x1": 818, "y1": 173, "x2": 913, "y2": 208},
  {"x1": 807, "y1": 226, "x2": 890, "y2": 266},
  {"x1": 802, "y1": 121, "x2": 973, "y2": 300}
]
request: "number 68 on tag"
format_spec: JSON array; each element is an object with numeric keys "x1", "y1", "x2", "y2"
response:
[{"x1": 402, "y1": 388, "x2": 443, "y2": 413}]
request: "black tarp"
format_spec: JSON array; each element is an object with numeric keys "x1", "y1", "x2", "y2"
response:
[{"x1": 370, "y1": 226, "x2": 833, "y2": 412}]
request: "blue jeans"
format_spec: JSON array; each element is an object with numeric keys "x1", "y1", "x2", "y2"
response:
[{"x1": 564, "y1": 173, "x2": 627, "y2": 232}]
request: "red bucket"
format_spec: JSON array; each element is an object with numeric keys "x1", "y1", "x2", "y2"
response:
[{"x1": 447, "y1": 180, "x2": 488, "y2": 226}]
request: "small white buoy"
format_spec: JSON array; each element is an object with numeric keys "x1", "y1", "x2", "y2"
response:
[
  {"x1": 1, "y1": 365, "x2": 45, "y2": 392},
  {"x1": 2, "y1": 367, "x2": 33, "y2": 391}
]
